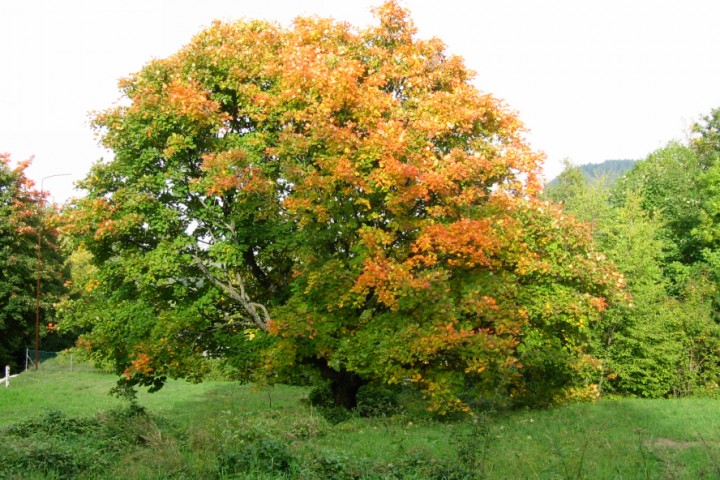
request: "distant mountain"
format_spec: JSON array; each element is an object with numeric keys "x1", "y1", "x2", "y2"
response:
[
  {"x1": 547, "y1": 159, "x2": 636, "y2": 186},
  {"x1": 579, "y1": 159, "x2": 636, "y2": 185}
]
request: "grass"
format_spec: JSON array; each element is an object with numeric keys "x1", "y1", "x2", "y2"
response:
[{"x1": 2, "y1": 363, "x2": 720, "y2": 479}]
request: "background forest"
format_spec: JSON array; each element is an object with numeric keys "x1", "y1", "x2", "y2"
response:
[{"x1": 545, "y1": 109, "x2": 720, "y2": 399}]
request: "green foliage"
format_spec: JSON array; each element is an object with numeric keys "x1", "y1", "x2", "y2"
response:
[
  {"x1": 670, "y1": 267, "x2": 720, "y2": 396},
  {"x1": 549, "y1": 134, "x2": 720, "y2": 399},
  {"x1": 594, "y1": 193, "x2": 685, "y2": 397},
  {"x1": 218, "y1": 436, "x2": 295, "y2": 476},
  {"x1": 692, "y1": 106, "x2": 720, "y2": 167},
  {"x1": 0, "y1": 407, "x2": 149, "y2": 479},
  {"x1": 64, "y1": 1, "x2": 621, "y2": 413},
  {"x1": 307, "y1": 382, "x2": 354, "y2": 423},
  {"x1": 449, "y1": 412, "x2": 493, "y2": 478},
  {"x1": 309, "y1": 381, "x2": 401, "y2": 419},
  {"x1": 355, "y1": 383, "x2": 401, "y2": 418},
  {"x1": 307, "y1": 382, "x2": 334, "y2": 409},
  {"x1": 693, "y1": 108, "x2": 720, "y2": 249},
  {"x1": 614, "y1": 142, "x2": 703, "y2": 264}
]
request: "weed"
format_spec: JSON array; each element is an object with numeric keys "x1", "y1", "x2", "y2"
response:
[
  {"x1": 635, "y1": 428, "x2": 657, "y2": 479},
  {"x1": 0, "y1": 410, "x2": 132, "y2": 478},
  {"x1": 697, "y1": 431, "x2": 720, "y2": 476},
  {"x1": 4, "y1": 368, "x2": 720, "y2": 478},
  {"x1": 449, "y1": 411, "x2": 493, "y2": 479},
  {"x1": 548, "y1": 434, "x2": 590, "y2": 480},
  {"x1": 218, "y1": 436, "x2": 296, "y2": 475}
]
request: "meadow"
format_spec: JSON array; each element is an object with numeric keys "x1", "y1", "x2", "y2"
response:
[{"x1": 2, "y1": 362, "x2": 720, "y2": 479}]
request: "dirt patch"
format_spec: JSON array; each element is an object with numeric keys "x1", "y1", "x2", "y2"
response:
[{"x1": 649, "y1": 438, "x2": 701, "y2": 449}]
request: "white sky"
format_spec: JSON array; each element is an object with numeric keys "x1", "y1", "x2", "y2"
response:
[{"x1": 2, "y1": 0, "x2": 720, "y2": 203}]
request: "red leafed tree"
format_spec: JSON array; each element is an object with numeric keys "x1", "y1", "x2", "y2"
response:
[
  {"x1": 67, "y1": 1, "x2": 622, "y2": 411},
  {"x1": 0, "y1": 154, "x2": 68, "y2": 371}
]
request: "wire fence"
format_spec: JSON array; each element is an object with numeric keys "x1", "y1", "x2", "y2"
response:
[
  {"x1": 24, "y1": 349, "x2": 98, "y2": 374},
  {"x1": 3, "y1": 349, "x2": 101, "y2": 387}
]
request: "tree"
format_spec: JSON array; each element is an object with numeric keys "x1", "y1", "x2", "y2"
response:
[
  {"x1": 66, "y1": 2, "x2": 621, "y2": 411},
  {"x1": 0, "y1": 154, "x2": 67, "y2": 371},
  {"x1": 547, "y1": 163, "x2": 684, "y2": 397},
  {"x1": 693, "y1": 107, "x2": 720, "y2": 168},
  {"x1": 590, "y1": 193, "x2": 684, "y2": 397},
  {"x1": 610, "y1": 127, "x2": 720, "y2": 396},
  {"x1": 613, "y1": 142, "x2": 703, "y2": 266}
]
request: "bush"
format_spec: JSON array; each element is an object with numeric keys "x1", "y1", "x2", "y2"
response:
[
  {"x1": 355, "y1": 383, "x2": 401, "y2": 418},
  {"x1": 0, "y1": 409, "x2": 145, "y2": 479},
  {"x1": 310, "y1": 451, "x2": 369, "y2": 479},
  {"x1": 308, "y1": 382, "x2": 334, "y2": 408},
  {"x1": 201, "y1": 357, "x2": 243, "y2": 381},
  {"x1": 319, "y1": 406, "x2": 353, "y2": 424},
  {"x1": 3, "y1": 443, "x2": 85, "y2": 479},
  {"x1": 306, "y1": 382, "x2": 354, "y2": 423}
]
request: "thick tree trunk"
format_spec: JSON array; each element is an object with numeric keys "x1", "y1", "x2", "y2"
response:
[
  {"x1": 329, "y1": 372, "x2": 363, "y2": 410},
  {"x1": 316, "y1": 361, "x2": 364, "y2": 409}
]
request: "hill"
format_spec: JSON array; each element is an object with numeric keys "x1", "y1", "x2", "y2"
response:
[
  {"x1": 579, "y1": 159, "x2": 636, "y2": 185},
  {"x1": 547, "y1": 159, "x2": 636, "y2": 186}
]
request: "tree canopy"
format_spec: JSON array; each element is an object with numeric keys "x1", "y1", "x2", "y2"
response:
[{"x1": 65, "y1": 1, "x2": 621, "y2": 412}]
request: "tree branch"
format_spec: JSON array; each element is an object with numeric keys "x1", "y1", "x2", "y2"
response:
[{"x1": 192, "y1": 255, "x2": 270, "y2": 330}]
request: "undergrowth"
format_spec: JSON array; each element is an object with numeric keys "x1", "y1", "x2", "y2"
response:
[{"x1": 3, "y1": 370, "x2": 720, "y2": 479}]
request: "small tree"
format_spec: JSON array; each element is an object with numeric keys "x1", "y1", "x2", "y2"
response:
[{"x1": 67, "y1": 2, "x2": 621, "y2": 411}]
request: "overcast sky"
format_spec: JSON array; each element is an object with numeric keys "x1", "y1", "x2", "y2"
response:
[{"x1": 2, "y1": 0, "x2": 720, "y2": 203}]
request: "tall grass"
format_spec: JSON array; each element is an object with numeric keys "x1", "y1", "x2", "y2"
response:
[{"x1": 2, "y1": 363, "x2": 720, "y2": 479}]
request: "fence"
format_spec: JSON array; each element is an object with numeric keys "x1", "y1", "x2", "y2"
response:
[
  {"x1": 25, "y1": 349, "x2": 59, "y2": 371},
  {"x1": 1, "y1": 365, "x2": 19, "y2": 387},
  {"x1": 24, "y1": 349, "x2": 96, "y2": 373},
  {"x1": 2, "y1": 350, "x2": 99, "y2": 387}
]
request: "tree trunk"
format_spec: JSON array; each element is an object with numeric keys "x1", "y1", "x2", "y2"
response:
[{"x1": 316, "y1": 361, "x2": 364, "y2": 409}]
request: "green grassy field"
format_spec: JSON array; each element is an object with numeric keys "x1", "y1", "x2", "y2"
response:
[{"x1": 2, "y1": 364, "x2": 720, "y2": 479}]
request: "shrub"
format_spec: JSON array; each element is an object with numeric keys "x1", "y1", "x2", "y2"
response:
[
  {"x1": 319, "y1": 406, "x2": 353, "y2": 424},
  {"x1": 355, "y1": 383, "x2": 401, "y2": 418},
  {"x1": 310, "y1": 451, "x2": 368, "y2": 479},
  {"x1": 308, "y1": 382, "x2": 334, "y2": 408},
  {"x1": 0, "y1": 409, "x2": 145, "y2": 479},
  {"x1": 306, "y1": 382, "x2": 354, "y2": 423}
]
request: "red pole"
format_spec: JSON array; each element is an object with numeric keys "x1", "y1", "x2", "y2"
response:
[{"x1": 35, "y1": 204, "x2": 41, "y2": 369}]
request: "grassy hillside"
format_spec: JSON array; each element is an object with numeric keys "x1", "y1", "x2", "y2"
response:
[{"x1": 2, "y1": 365, "x2": 720, "y2": 479}]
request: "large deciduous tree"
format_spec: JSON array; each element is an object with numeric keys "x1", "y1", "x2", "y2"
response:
[
  {"x1": 66, "y1": 2, "x2": 621, "y2": 411},
  {"x1": 0, "y1": 154, "x2": 67, "y2": 371}
]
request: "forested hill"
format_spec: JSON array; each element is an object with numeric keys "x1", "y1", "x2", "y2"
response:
[{"x1": 547, "y1": 159, "x2": 636, "y2": 186}]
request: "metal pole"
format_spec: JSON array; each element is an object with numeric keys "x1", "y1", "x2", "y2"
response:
[{"x1": 35, "y1": 173, "x2": 71, "y2": 370}]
